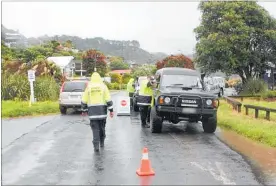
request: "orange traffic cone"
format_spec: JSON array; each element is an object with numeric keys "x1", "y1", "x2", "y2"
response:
[{"x1": 136, "y1": 148, "x2": 155, "y2": 176}]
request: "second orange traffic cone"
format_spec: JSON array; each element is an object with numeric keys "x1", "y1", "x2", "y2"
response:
[{"x1": 136, "y1": 148, "x2": 155, "y2": 176}]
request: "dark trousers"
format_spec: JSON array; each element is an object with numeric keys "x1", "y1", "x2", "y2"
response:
[
  {"x1": 129, "y1": 92, "x2": 134, "y2": 107},
  {"x1": 139, "y1": 106, "x2": 151, "y2": 125},
  {"x1": 89, "y1": 119, "x2": 106, "y2": 148}
]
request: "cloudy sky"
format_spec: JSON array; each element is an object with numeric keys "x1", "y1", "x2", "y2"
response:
[{"x1": 2, "y1": 2, "x2": 276, "y2": 55}]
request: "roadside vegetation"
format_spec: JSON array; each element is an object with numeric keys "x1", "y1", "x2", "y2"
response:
[
  {"x1": 218, "y1": 100, "x2": 276, "y2": 147},
  {"x1": 2, "y1": 101, "x2": 59, "y2": 118}
]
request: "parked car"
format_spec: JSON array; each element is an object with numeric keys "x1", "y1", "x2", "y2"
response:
[
  {"x1": 59, "y1": 80, "x2": 88, "y2": 114},
  {"x1": 204, "y1": 76, "x2": 225, "y2": 97},
  {"x1": 150, "y1": 67, "x2": 219, "y2": 133}
]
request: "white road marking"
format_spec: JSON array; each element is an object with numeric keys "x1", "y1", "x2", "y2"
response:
[{"x1": 191, "y1": 162, "x2": 236, "y2": 185}]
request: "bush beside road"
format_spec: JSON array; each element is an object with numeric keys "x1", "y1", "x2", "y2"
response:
[
  {"x1": 218, "y1": 100, "x2": 276, "y2": 147},
  {"x1": 2, "y1": 101, "x2": 59, "y2": 118}
]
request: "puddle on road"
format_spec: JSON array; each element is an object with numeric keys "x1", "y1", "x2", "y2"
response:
[{"x1": 219, "y1": 130, "x2": 276, "y2": 180}]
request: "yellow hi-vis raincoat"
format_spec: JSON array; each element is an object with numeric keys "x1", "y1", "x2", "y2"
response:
[
  {"x1": 137, "y1": 79, "x2": 153, "y2": 106},
  {"x1": 127, "y1": 78, "x2": 135, "y2": 93},
  {"x1": 81, "y1": 72, "x2": 113, "y2": 120}
]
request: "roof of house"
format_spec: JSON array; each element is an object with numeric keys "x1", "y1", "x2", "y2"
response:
[
  {"x1": 47, "y1": 56, "x2": 74, "y2": 68},
  {"x1": 110, "y1": 69, "x2": 131, "y2": 74}
]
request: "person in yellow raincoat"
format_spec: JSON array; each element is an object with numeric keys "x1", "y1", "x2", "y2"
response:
[
  {"x1": 127, "y1": 78, "x2": 135, "y2": 107},
  {"x1": 81, "y1": 72, "x2": 114, "y2": 152},
  {"x1": 137, "y1": 76, "x2": 157, "y2": 128}
]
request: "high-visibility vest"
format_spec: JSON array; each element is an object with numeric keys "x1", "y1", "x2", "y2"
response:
[
  {"x1": 81, "y1": 72, "x2": 113, "y2": 120},
  {"x1": 137, "y1": 80, "x2": 153, "y2": 106},
  {"x1": 127, "y1": 78, "x2": 135, "y2": 93}
]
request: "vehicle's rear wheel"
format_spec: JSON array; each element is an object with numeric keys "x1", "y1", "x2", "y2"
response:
[
  {"x1": 150, "y1": 106, "x2": 163, "y2": 133},
  {"x1": 202, "y1": 116, "x2": 217, "y2": 133},
  {"x1": 60, "y1": 106, "x2": 67, "y2": 115}
]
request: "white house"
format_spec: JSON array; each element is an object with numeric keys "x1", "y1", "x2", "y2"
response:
[{"x1": 47, "y1": 56, "x2": 75, "y2": 77}]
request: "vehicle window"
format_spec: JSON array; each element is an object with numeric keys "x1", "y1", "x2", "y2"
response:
[
  {"x1": 63, "y1": 81, "x2": 87, "y2": 92},
  {"x1": 161, "y1": 74, "x2": 202, "y2": 88}
]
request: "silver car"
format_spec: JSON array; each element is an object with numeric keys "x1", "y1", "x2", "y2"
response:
[{"x1": 59, "y1": 80, "x2": 88, "y2": 114}]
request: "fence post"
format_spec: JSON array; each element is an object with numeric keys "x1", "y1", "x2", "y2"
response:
[
  {"x1": 245, "y1": 107, "x2": 249, "y2": 115},
  {"x1": 238, "y1": 105, "x2": 241, "y2": 113},
  {"x1": 255, "y1": 109, "x2": 259, "y2": 118},
  {"x1": 266, "y1": 111, "x2": 270, "y2": 121}
]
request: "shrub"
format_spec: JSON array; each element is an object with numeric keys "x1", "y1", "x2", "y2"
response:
[
  {"x1": 111, "y1": 82, "x2": 120, "y2": 90},
  {"x1": 262, "y1": 90, "x2": 276, "y2": 99},
  {"x1": 122, "y1": 73, "x2": 131, "y2": 84},
  {"x1": 1, "y1": 72, "x2": 30, "y2": 100},
  {"x1": 34, "y1": 76, "x2": 60, "y2": 101},
  {"x1": 1, "y1": 73, "x2": 60, "y2": 101},
  {"x1": 241, "y1": 78, "x2": 268, "y2": 96},
  {"x1": 105, "y1": 81, "x2": 112, "y2": 90},
  {"x1": 110, "y1": 73, "x2": 122, "y2": 84}
]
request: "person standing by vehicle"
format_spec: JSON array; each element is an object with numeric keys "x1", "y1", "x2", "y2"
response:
[
  {"x1": 137, "y1": 76, "x2": 157, "y2": 128},
  {"x1": 127, "y1": 78, "x2": 135, "y2": 107},
  {"x1": 81, "y1": 72, "x2": 114, "y2": 152}
]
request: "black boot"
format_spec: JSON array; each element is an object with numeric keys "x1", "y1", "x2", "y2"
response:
[
  {"x1": 93, "y1": 142, "x2": 100, "y2": 152},
  {"x1": 142, "y1": 120, "x2": 150, "y2": 128}
]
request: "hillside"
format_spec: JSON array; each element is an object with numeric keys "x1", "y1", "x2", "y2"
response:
[{"x1": 1, "y1": 25, "x2": 168, "y2": 64}]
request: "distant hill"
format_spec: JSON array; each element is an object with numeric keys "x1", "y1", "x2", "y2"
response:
[{"x1": 1, "y1": 25, "x2": 168, "y2": 64}]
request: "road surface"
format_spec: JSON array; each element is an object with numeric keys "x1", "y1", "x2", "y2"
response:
[{"x1": 2, "y1": 91, "x2": 262, "y2": 185}]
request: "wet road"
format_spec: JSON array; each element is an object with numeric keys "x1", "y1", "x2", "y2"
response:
[{"x1": 2, "y1": 91, "x2": 261, "y2": 185}]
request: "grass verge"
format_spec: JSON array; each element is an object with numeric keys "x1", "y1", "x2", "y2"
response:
[
  {"x1": 218, "y1": 100, "x2": 276, "y2": 147},
  {"x1": 235, "y1": 98, "x2": 276, "y2": 122},
  {"x1": 2, "y1": 101, "x2": 59, "y2": 118}
]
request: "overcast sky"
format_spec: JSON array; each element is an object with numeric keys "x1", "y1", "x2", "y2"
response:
[{"x1": 2, "y1": 2, "x2": 276, "y2": 55}]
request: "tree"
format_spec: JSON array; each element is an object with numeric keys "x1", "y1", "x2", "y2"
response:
[
  {"x1": 64, "y1": 40, "x2": 73, "y2": 48},
  {"x1": 110, "y1": 61, "x2": 129, "y2": 70},
  {"x1": 82, "y1": 49, "x2": 107, "y2": 77},
  {"x1": 132, "y1": 64, "x2": 156, "y2": 78},
  {"x1": 194, "y1": 1, "x2": 276, "y2": 83},
  {"x1": 156, "y1": 54, "x2": 194, "y2": 70},
  {"x1": 1, "y1": 42, "x2": 16, "y2": 61}
]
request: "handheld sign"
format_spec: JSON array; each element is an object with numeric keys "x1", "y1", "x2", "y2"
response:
[{"x1": 116, "y1": 96, "x2": 131, "y2": 116}]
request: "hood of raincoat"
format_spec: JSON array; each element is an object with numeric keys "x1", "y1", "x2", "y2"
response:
[
  {"x1": 90, "y1": 72, "x2": 103, "y2": 84},
  {"x1": 128, "y1": 78, "x2": 134, "y2": 83}
]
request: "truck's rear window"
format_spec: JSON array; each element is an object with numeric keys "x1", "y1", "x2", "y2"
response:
[{"x1": 62, "y1": 81, "x2": 87, "y2": 92}]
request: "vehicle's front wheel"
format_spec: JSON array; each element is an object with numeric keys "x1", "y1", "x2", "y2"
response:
[
  {"x1": 150, "y1": 106, "x2": 163, "y2": 133},
  {"x1": 202, "y1": 116, "x2": 217, "y2": 133},
  {"x1": 60, "y1": 106, "x2": 67, "y2": 115}
]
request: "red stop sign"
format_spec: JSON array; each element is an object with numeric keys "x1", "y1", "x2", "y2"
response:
[{"x1": 121, "y1": 100, "x2": 127, "y2": 106}]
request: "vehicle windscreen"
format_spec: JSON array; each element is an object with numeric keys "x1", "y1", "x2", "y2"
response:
[
  {"x1": 161, "y1": 74, "x2": 202, "y2": 88},
  {"x1": 63, "y1": 81, "x2": 87, "y2": 92}
]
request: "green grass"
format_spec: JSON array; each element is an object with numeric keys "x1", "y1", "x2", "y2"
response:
[
  {"x1": 218, "y1": 100, "x2": 276, "y2": 147},
  {"x1": 2, "y1": 101, "x2": 59, "y2": 118},
  {"x1": 236, "y1": 99, "x2": 276, "y2": 122}
]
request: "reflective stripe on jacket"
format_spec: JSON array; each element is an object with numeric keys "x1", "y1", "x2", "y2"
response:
[
  {"x1": 81, "y1": 72, "x2": 113, "y2": 120},
  {"x1": 137, "y1": 80, "x2": 153, "y2": 106},
  {"x1": 127, "y1": 78, "x2": 135, "y2": 93}
]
